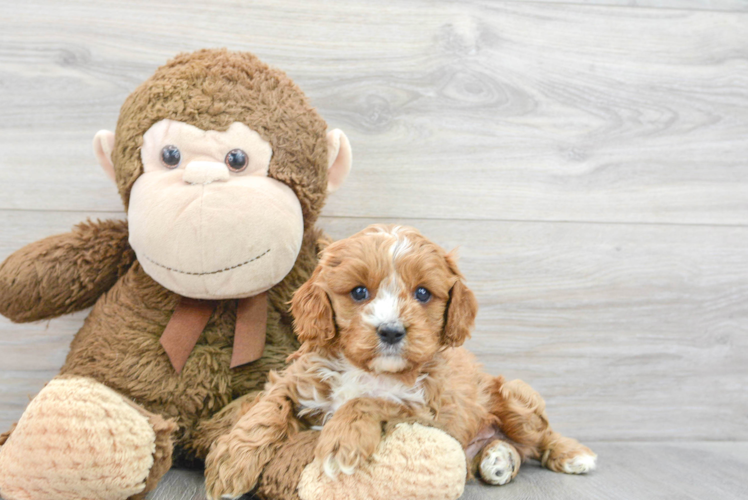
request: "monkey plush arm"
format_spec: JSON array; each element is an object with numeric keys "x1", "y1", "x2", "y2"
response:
[{"x1": 0, "y1": 219, "x2": 134, "y2": 322}]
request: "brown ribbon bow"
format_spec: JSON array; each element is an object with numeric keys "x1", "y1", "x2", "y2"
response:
[{"x1": 159, "y1": 292, "x2": 268, "y2": 374}]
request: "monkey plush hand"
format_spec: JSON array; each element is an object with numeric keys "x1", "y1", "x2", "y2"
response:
[{"x1": 0, "y1": 49, "x2": 467, "y2": 500}]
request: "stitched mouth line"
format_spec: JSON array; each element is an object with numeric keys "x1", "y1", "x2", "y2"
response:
[{"x1": 142, "y1": 248, "x2": 271, "y2": 276}]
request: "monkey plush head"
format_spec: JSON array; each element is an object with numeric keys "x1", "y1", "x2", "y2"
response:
[{"x1": 92, "y1": 49, "x2": 351, "y2": 299}]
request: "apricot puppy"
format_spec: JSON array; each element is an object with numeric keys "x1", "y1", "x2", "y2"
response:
[{"x1": 205, "y1": 224, "x2": 596, "y2": 499}]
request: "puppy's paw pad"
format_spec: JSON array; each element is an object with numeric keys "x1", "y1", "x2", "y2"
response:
[
  {"x1": 323, "y1": 453, "x2": 358, "y2": 479},
  {"x1": 561, "y1": 453, "x2": 597, "y2": 474},
  {"x1": 480, "y1": 441, "x2": 520, "y2": 486}
]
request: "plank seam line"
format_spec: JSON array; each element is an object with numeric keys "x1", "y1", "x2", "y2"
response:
[
  {"x1": 1, "y1": 209, "x2": 747, "y2": 229},
  {"x1": 498, "y1": 0, "x2": 748, "y2": 14},
  {"x1": 321, "y1": 214, "x2": 748, "y2": 229}
]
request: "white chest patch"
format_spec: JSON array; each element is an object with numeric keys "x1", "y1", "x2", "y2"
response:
[{"x1": 297, "y1": 356, "x2": 426, "y2": 423}]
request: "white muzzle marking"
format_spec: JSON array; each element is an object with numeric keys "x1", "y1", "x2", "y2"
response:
[{"x1": 364, "y1": 278, "x2": 403, "y2": 330}]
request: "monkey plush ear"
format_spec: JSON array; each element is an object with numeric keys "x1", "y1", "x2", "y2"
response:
[
  {"x1": 291, "y1": 273, "x2": 336, "y2": 346},
  {"x1": 93, "y1": 130, "x2": 116, "y2": 183},
  {"x1": 326, "y1": 129, "x2": 352, "y2": 193}
]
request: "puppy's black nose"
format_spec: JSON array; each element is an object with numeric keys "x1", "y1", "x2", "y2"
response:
[{"x1": 378, "y1": 325, "x2": 406, "y2": 345}]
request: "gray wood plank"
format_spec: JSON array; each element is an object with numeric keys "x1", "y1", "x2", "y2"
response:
[
  {"x1": 471, "y1": 441, "x2": 748, "y2": 500},
  {"x1": 141, "y1": 441, "x2": 747, "y2": 500},
  {"x1": 517, "y1": 0, "x2": 748, "y2": 12},
  {"x1": 145, "y1": 469, "x2": 214, "y2": 500},
  {"x1": 0, "y1": 0, "x2": 746, "y2": 225},
  {"x1": 1, "y1": 211, "x2": 746, "y2": 441},
  {"x1": 2, "y1": 442, "x2": 746, "y2": 500}
]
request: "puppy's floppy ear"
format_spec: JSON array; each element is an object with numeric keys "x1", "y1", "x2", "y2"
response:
[
  {"x1": 442, "y1": 250, "x2": 478, "y2": 347},
  {"x1": 291, "y1": 270, "x2": 336, "y2": 346}
]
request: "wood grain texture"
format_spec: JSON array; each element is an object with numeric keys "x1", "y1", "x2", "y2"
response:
[
  {"x1": 1, "y1": 212, "x2": 746, "y2": 441},
  {"x1": 520, "y1": 0, "x2": 748, "y2": 12},
  {"x1": 142, "y1": 441, "x2": 748, "y2": 500},
  {"x1": 0, "y1": 0, "x2": 746, "y2": 485},
  {"x1": 0, "y1": 0, "x2": 747, "y2": 224},
  {"x1": 324, "y1": 217, "x2": 748, "y2": 441},
  {"x1": 144, "y1": 468, "x2": 237, "y2": 500},
  {"x1": 1, "y1": 442, "x2": 745, "y2": 500}
]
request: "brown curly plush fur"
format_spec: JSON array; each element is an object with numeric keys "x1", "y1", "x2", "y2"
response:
[
  {"x1": 0, "y1": 219, "x2": 134, "y2": 322},
  {"x1": 112, "y1": 48, "x2": 329, "y2": 223},
  {"x1": 0, "y1": 49, "x2": 332, "y2": 497}
]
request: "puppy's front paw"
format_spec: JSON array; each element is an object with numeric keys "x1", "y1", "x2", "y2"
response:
[
  {"x1": 559, "y1": 452, "x2": 597, "y2": 474},
  {"x1": 204, "y1": 435, "x2": 263, "y2": 500},
  {"x1": 544, "y1": 443, "x2": 597, "y2": 475},
  {"x1": 316, "y1": 416, "x2": 383, "y2": 479},
  {"x1": 316, "y1": 433, "x2": 377, "y2": 479},
  {"x1": 299, "y1": 424, "x2": 467, "y2": 500},
  {"x1": 321, "y1": 447, "x2": 367, "y2": 478}
]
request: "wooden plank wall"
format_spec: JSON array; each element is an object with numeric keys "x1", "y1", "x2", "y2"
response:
[{"x1": 0, "y1": 0, "x2": 746, "y2": 442}]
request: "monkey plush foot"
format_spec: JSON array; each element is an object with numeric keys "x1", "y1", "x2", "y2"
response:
[
  {"x1": 0, "y1": 376, "x2": 176, "y2": 500},
  {"x1": 298, "y1": 423, "x2": 466, "y2": 500}
]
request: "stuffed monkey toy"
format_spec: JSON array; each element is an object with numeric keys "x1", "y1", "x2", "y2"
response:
[{"x1": 0, "y1": 49, "x2": 468, "y2": 500}]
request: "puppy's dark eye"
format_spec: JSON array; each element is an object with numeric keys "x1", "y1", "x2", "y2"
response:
[
  {"x1": 350, "y1": 286, "x2": 369, "y2": 302},
  {"x1": 415, "y1": 287, "x2": 431, "y2": 303},
  {"x1": 161, "y1": 145, "x2": 181, "y2": 168},
  {"x1": 225, "y1": 149, "x2": 248, "y2": 172}
]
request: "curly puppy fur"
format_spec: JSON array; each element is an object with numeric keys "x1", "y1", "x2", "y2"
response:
[{"x1": 204, "y1": 224, "x2": 597, "y2": 499}]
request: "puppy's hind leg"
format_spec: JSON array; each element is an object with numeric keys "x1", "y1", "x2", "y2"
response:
[
  {"x1": 466, "y1": 425, "x2": 521, "y2": 486},
  {"x1": 489, "y1": 378, "x2": 597, "y2": 475},
  {"x1": 477, "y1": 439, "x2": 521, "y2": 485}
]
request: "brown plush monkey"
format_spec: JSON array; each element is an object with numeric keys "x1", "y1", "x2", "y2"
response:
[
  {"x1": 0, "y1": 49, "x2": 355, "y2": 500},
  {"x1": 0, "y1": 49, "x2": 473, "y2": 500}
]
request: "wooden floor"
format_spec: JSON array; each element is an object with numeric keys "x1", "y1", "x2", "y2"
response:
[
  {"x1": 0, "y1": 0, "x2": 746, "y2": 498},
  {"x1": 143, "y1": 442, "x2": 748, "y2": 500}
]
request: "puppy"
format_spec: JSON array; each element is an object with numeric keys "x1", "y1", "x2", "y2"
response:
[{"x1": 205, "y1": 224, "x2": 596, "y2": 499}]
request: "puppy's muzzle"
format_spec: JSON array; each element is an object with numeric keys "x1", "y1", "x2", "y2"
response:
[{"x1": 377, "y1": 324, "x2": 406, "y2": 345}]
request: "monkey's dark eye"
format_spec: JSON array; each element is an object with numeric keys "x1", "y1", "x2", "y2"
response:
[
  {"x1": 225, "y1": 149, "x2": 248, "y2": 172},
  {"x1": 415, "y1": 287, "x2": 431, "y2": 303},
  {"x1": 350, "y1": 286, "x2": 369, "y2": 302},
  {"x1": 160, "y1": 145, "x2": 181, "y2": 168}
]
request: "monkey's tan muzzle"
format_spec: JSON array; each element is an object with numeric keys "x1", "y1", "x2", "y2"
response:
[{"x1": 182, "y1": 161, "x2": 230, "y2": 185}]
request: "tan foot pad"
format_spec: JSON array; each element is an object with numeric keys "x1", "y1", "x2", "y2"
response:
[
  {"x1": 479, "y1": 440, "x2": 521, "y2": 485},
  {"x1": 298, "y1": 423, "x2": 466, "y2": 500},
  {"x1": 0, "y1": 377, "x2": 157, "y2": 500}
]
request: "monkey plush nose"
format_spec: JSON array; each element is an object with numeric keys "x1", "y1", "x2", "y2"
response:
[
  {"x1": 377, "y1": 325, "x2": 406, "y2": 345},
  {"x1": 182, "y1": 161, "x2": 230, "y2": 185}
]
